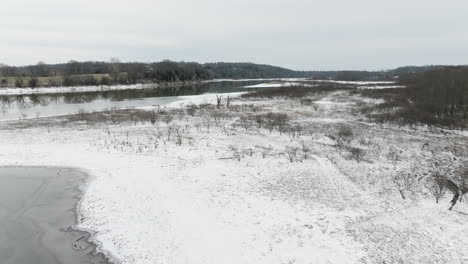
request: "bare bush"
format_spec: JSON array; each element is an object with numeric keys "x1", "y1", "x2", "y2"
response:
[
  {"x1": 392, "y1": 172, "x2": 416, "y2": 200},
  {"x1": 300, "y1": 140, "x2": 311, "y2": 160},
  {"x1": 265, "y1": 112, "x2": 289, "y2": 133},
  {"x1": 256, "y1": 145, "x2": 272, "y2": 159},
  {"x1": 427, "y1": 171, "x2": 447, "y2": 203},
  {"x1": 350, "y1": 147, "x2": 365, "y2": 163},
  {"x1": 337, "y1": 125, "x2": 353, "y2": 140},
  {"x1": 300, "y1": 98, "x2": 314, "y2": 107},
  {"x1": 175, "y1": 128, "x2": 183, "y2": 146},
  {"x1": 229, "y1": 145, "x2": 243, "y2": 161},
  {"x1": 163, "y1": 114, "x2": 174, "y2": 124},
  {"x1": 287, "y1": 125, "x2": 303, "y2": 142},
  {"x1": 387, "y1": 148, "x2": 401, "y2": 168},
  {"x1": 186, "y1": 105, "x2": 197, "y2": 116},
  {"x1": 286, "y1": 147, "x2": 300, "y2": 163}
]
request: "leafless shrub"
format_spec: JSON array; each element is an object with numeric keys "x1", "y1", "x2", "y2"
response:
[
  {"x1": 210, "y1": 110, "x2": 225, "y2": 126},
  {"x1": 229, "y1": 145, "x2": 243, "y2": 161},
  {"x1": 300, "y1": 98, "x2": 314, "y2": 107},
  {"x1": 350, "y1": 147, "x2": 365, "y2": 163},
  {"x1": 204, "y1": 117, "x2": 211, "y2": 132},
  {"x1": 427, "y1": 171, "x2": 447, "y2": 203},
  {"x1": 175, "y1": 128, "x2": 183, "y2": 146},
  {"x1": 256, "y1": 145, "x2": 272, "y2": 159},
  {"x1": 186, "y1": 105, "x2": 197, "y2": 116},
  {"x1": 265, "y1": 112, "x2": 290, "y2": 133},
  {"x1": 387, "y1": 148, "x2": 401, "y2": 168},
  {"x1": 337, "y1": 125, "x2": 353, "y2": 140},
  {"x1": 300, "y1": 140, "x2": 311, "y2": 160},
  {"x1": 163, "y1": 113, "x2": 174, "y2": 124},
  {"x1": 254, "y1": 114, "x2": 264, "y2": 128},
  {"x1": 358, "y1": 137, "x2": 372, "y2": 147},
  {"x1": 198, "y1": 103, "x2": 212, "y2": 109},
  {"x1": 286, "y1": 147, "x2": 301, "y2": 163},
  {"x1": 287, "y1": 125, "x2": 303, "y2": 142},
  {"x1": 392, "y1": 172, "x2": 416, "y2": 200},
  {"x1": 149, "y1": 111, "x2": 158, "y2": 125},
  {"x1": 244, "y1": 148, "x2": 254, "y2": 157}
]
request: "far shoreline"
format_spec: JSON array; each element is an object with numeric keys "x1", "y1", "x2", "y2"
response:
[{"x1": 0, "y1": 78, "x2": 398, "y2": 96}]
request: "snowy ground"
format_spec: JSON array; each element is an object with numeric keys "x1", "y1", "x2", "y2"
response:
[
  {"x1": 312, "y1": 80, "x2": 397, "y2": 85},
  {"x1": 204, "y1": 78, "x2": 308, "y2": 83},
  {"x1": 242, "y1": 80, "x2": 401, "y2": 89},
  {"x1": 0, "y1": 90, "x2": 467, "y2": 264},
  {"x1": 244, "y1": 81, "x2": 314, "y2": 88}
]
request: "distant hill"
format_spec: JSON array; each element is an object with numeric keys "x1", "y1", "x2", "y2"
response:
[
  {"x1": 203, "y1": 62, "x2": 304, "y2": 79},
  {"x1": 388, "y1": 65, "x2": 446, "y2": 76}
]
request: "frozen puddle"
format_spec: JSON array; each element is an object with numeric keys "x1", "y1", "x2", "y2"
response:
[{"x1": 0, "y1": 167, "x2": 110, "y2": 264}]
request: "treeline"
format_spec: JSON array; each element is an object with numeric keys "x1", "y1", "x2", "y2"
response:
[
  {"x1": 0, "y1": 60, "x2": 215, "y2": 87},
  {"x1": 204, "y1": 62, "x2": 303, "y2": 79},
  {"x1": 0, "y1": 59, "x2": 462, "y2": 88},
  {"x1": 361, "y1": 66, "x2": 468, "y2": 129},
  {"x1": 401, "y1": 66, "x2": 468, "y2": 123}
]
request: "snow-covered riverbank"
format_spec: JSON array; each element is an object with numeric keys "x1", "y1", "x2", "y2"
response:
[
  {"x1": 0, "y1": 84, "x2": 156, "y2": 96},
  {"x1": 0, "y1": 79, "x2": 401, "y2": 96},
  {"x1": 0, "y1": 90, "x2": 466, "y2": 264}
]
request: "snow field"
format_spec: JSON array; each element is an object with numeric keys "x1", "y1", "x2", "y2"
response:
[{"x1": 0, "y1": 89, "x2": 466, "y2": 264}]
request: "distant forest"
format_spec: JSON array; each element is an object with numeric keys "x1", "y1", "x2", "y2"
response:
[{"x1": 0, "y1": 59, "x2": 460, "y2": 88}]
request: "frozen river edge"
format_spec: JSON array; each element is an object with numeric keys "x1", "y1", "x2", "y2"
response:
[{"x1": 0, "y1": 167, "x2": 112, "y2": 264}]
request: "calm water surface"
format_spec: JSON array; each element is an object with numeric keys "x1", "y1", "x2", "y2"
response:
[
  {"x1": 0, "y1": 167, "x2": 109, "y2": 264},
  {"x1": 0, "y1": 81, "x2": 262, "y2": 120}
]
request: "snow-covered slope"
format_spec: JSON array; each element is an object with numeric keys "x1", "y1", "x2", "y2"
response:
[{"x1": 0, "y1": 90, "x2": 466, "y2": 264}]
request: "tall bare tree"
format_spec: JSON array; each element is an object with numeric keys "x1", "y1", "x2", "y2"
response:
[{"x1": 110, "y1": 57, "x2": 121, "y2": 84}]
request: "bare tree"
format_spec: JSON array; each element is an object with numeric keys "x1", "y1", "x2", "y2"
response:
[
  {"x1": 445, "y1": 179, "x2": 460, "y2": 210},
  {"x1": 110, "y1": 57, "x2": 121, "y2": 83},
  {"x1": 0, "y1": 63, "x2": 6, "y2": 80},
  {"x1": 35, "y1": 61, "x2": 50, "y2": 77},
  {"x1": 216, "y1": 95, "x2": 222, "y2": 109},
  {"x1": 392, "y1": 172, "x2": 416, "y2": 200},
  {"x1": 226, "y1": 96, "x2": 231, "y2": 108},
  {"x1": 66, "y1": 60, "x2": 82, "y2": 75},
  {"x1": 0, "y1": 64, "x2": 7, "y2": 88}
]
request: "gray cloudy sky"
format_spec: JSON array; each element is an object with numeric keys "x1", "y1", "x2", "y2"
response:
[{"x1": 1, "y1": 0, "x2": 467, "y2": 70}]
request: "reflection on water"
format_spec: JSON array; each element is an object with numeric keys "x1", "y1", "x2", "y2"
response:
[{"x1": 0, "y1": 81, "x2": 260, "y2": 120}]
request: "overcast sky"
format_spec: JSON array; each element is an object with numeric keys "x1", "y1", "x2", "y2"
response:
[{"x1": 1, "y1": 0, "x2": 467, "y2": 70}]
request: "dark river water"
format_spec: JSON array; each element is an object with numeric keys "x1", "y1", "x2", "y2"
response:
[
  {"x1": 0, "y1": 81, "x2": 262, "y2": 121},
  {"x1": 0, "y1": 167, "x2": 110, "y2": 264}
]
